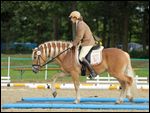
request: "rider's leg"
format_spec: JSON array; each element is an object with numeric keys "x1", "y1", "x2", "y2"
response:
[
  {"x1": 82, "y1": 58, "x2": 97, "y2": 77},
  {"x1": 79, "y1": 46, "x2": 97, "y2": 77},
  {"x1": 79, "y1": 46, "x2": 93, "y2": 61}
]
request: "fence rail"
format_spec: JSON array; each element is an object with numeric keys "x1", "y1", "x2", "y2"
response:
[
  {"x1": 86, "y1": 75, "x2": 149, "y2": 87},
  {"x1": 1, "y1": 57, "x2": 149, "y2": 82}
]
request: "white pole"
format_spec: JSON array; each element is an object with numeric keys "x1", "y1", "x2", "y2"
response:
[
  {"x1": 45, "y1": 64, "x2": 48, "y2": 80},
  {"x1": 108, "y1": 73, "x2": 110, "y2": 82},
  {"x1": 7, "y1": 56, "x2": 10, "y2": 78}
]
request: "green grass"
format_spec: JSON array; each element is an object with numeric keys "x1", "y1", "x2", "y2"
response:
[
  {"x1": 1, "y1": 68, "x2": 148, "y2": 83},
  {"x1": 1, "y1": 54, "x2": 149, "y2": 83},
  {"x1": 1, "y1": 69, "x2": 109, "y2": 83}
]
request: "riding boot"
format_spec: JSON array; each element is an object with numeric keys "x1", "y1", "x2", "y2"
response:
[{"x1": 82, "y1": 58, "x2": 97, "y2": 78}]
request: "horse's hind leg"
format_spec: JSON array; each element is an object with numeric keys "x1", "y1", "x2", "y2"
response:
[
  {"x1": 125, "y1": 75, "x2": 134, "y2": 101},
  {"x1": 115, "y1": 79, "x2": 126, "y2": 104},
  {"x1": 51, "y1": 72, "x2": 66, "y2": 97},
  {"x1": 115, "y1": 74, "x2": 133, "y2": 104},
  {"x1": 126, "y1": 86, "x2": 134, "y2": 102}
]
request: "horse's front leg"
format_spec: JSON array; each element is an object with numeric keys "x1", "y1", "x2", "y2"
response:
[
  {"x1": 71, "y1": 71, "x2": 80, "y2": 104},
  {"x1": 51, "y1": 72, "x2": 66, "y2": 97}
]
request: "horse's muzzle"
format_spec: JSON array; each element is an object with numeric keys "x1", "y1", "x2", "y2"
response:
[{"x1": 32, "y1": 65, "x2": 40, "y2": 73}]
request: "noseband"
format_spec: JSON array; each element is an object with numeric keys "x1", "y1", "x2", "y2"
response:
[{"x1": 32, "y1": 48, "x2": 46, "y2": 70}]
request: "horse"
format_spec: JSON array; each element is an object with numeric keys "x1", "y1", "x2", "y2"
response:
[{"x1": 32, "y1": 41, "x2": 136, "y2": 104}]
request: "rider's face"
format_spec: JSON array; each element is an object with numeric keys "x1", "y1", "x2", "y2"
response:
[{"x1": 71, "y1": 17, "x2": 77, "y2": 23}]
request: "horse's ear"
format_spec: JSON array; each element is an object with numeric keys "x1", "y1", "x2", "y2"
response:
[
  {"x1": 32, "y1": 49, "x2": 36, "y2": 51},
  {"x1": 33, "y1": 47, "x2": 38, "y2": 51}
]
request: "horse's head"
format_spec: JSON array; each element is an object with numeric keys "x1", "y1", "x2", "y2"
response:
[
  {"x1": 32, "y1": 41, "x2": 72, "y2": 73},
  {"x1": 32, "y1": 46, "x2": 47, "y2": 73}
]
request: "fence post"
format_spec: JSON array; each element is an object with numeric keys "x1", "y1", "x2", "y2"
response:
[
  {"x1": 45, "y1": 64, "x2": 48, "y2": 80},
  {"x1": 7, "y1": 57, "x2": 10, "y2": 78},
  {"x1": 107, "y1": 73, "x2": 110, "y2": 82},
  {"x1": 135, "y1": 75, "x2": 138, "y2": 86}
]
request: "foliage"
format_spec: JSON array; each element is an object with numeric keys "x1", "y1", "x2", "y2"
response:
[
  {"x1": 129, "y1": 50, "x2": 149, "y2": 59},
  {"x1": 1, "y1": 1, "x2": 149, "y2": 57}
]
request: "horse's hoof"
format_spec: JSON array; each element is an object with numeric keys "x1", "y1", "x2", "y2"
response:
[
  {"x1": 73, "y1": 100, "x2": 80, "y2": 104},
  {"x1": 115, "y1": 100, "x2": 123, "y2": 104},
  {"x1": 126, "y1": 95, "x2": 134, "y2": 102},
  {"x1": 52, "y1": 91, "x2": 57, "y2": 98},
  {"x1": 129, "y1": 97, "x2": 134, "y2": 102}
]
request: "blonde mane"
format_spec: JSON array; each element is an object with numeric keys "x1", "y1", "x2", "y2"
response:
[{"x1": 34, "y1": 41, "x2": 72, "y2": 58}]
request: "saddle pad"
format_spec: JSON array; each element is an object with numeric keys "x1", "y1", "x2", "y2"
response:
[
  {"x1": 76, "y1": 45, "x2": 104, "y2": 66},
  {"x1": 90, "y1": 46, "x2": 104, "y2": 65}
]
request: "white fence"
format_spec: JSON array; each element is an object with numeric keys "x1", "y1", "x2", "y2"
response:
[
  {"x1": 1, "y1": 76, "x2": 11, "y2": 83},
  {"x1": 1, "y1": 57, "x2": 11, "y2": 84},
  {"x1": 1, "y1": 57, "x2": 48, "y2": 81},
  {"x1": 1, "y1": 57, "x2": 149, "y2": 89},
  {"x1": 86, "y1": 75, "x2": 148, "y2": 84},
  {"x1": 86, "y1": 75, "x2": 149, "y2": 89},
  {"x1": 1, "y1": 75, "x2": 149, "y2": 89}
]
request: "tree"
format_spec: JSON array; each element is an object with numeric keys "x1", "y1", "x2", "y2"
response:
[
  {"x1": 142, "y1": 3, "x2": 149, "y2": 52},
  {"x1": 1, "y1": 1, "x2": 149, "y2": 57}
]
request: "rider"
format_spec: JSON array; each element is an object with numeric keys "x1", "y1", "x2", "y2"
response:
[{"x1": 69, "y1": 11, "x2": 97, "y2": 78}]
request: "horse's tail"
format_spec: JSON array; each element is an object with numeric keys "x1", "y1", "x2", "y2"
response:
[{"x1": 124, "y1": 52, "x2": 137, "y2": 95}]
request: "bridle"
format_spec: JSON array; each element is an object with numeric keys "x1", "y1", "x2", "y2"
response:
[
  {"x1": 32, "y1": 47, "x2": 71, "y2": 71},
  {"x1": 32, "y1": 47, "x2": 46, "y2": 71}
]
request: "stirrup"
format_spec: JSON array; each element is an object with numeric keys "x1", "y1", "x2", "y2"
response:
[
  {"x1": 88, "y1": 73, "x2": 97, "y2": 79},
  {"x1": 88, "y1": 74, "x2": 93, "y2": 79},
  {"x1": 91, "y1": 71, "x2": 97, "y2": 77}
]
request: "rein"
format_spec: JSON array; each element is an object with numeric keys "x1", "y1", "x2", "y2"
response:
[{"x1": 41, "y1": 47, "x2": 71, "y2": 67}]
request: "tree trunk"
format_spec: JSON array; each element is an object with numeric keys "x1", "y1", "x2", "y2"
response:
[
  {"x1": 53, "y1": 16, "x2": 59, "y2": 40},
  {"x1": 142, "y1": 8, "x2": 149, "y2": 51},
  {"x1": 111, "y1": 17, "x2": 118, "y2": 47},
  {"x1": 102, "y1": 16, "x2": 107, "y2": 47},
  {"x1": 36, "y1": 23, "x2": 42, "y2": 44},
  {"x1": 5, "y1": 22, "x2": 10, "y2": 52},
  {"x1": 122, "y1": 2, "x2": 129, "y2": 52},
  {"x1": 71, "y1": 1, "x2": 77, "y2": 40},
  {"x1": 72, "y1": 23, "x2": 76, "y2": 40},
  {"x1": 107, "y1": 19, "x2": 111, "y2": 48}
]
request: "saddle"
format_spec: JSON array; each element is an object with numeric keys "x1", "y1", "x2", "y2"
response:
[{"x1": 78, "y1": 44, "x2": 104, "y2": 76}]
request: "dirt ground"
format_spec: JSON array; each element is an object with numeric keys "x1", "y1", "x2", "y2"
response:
[{"x1": 1, "y1": 87, "x2": 149, "y2": 112}]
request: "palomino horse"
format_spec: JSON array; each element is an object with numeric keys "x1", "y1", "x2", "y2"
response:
[{"x1": 32, "y1": 41, "x2": 136, "y2": 104}]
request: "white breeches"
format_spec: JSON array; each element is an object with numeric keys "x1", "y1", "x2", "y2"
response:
[{"x1": 79, "y1": 46, "x2": 93, "y2": 61}]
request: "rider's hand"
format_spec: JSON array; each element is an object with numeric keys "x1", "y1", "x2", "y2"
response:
[{"x1": 68, "y1": 43, "x2": 73, "y2": 48}]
